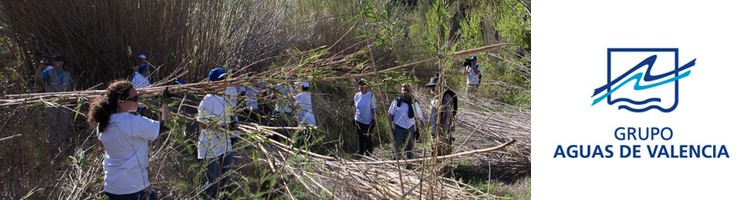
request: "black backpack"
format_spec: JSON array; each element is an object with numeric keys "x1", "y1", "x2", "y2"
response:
[
  {"x1": 475, "y1": 65, "x2": 482, "y2": 84},
  {"x1": 443, "y1": 89, "x2": 458, "y2": 117},
  {"x1": 395, "y1": 95, "x2": 417, "y2": 119}
]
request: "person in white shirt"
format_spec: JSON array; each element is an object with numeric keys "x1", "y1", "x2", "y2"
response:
[
  {"x1": 387, "y1": 83, "x2": 425, "y2": 168},
  {"x1": 197, "y1": 67, "x2": 238, "y2": 199},
  {"x1": 131, "y1": 54, "x2": 154, "y2": 116},
  {"x1": 131, "y1": 66, "x2": 151, "y2": 89},
  {"x1": 294, "y1": 81, "x2": 316, "y2": 145},
  {"x1": 87, "y1": 80, "x2": 171, "y2": 200},
  {"x1": 464, "y1": 56, "x2": 481, "y2": 94},
  {"x1": 353, "y1": 79, "x2": 376, "y2": 156},
  {"x1": 131, "y1": 54, "x2": 153, "y2": 89}
]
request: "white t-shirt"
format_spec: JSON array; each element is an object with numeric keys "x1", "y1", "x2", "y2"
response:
[
  {"x1": 98, "y1": 113, "x2": 160, "y2": 195},
  {"x1": 466, "y1": 65, "x2": 481, "y2": 85},
  {"x1": 245, "y1": 87, "x2": 260, "y2": 110},
  {"x1": 388, "y1": 99, "x2": 424, "y2": 129},
  {"x1": 274, "y1": 84, "x2": 293, "y2": 113},
  {"x1": 197, "y1": 94, "x2": 234, "y2": 159},
  {"x1": 354, "y1": 91, "x2": 376, "y2": 124},
  {"x1": 294, "y1": 92, "x2": 316, "y2": 126},
  {"x1": 131, "y1": 72, "x2": 151, "y2": 89}
]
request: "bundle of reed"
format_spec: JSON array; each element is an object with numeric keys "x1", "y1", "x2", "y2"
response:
[
  {"x1": 0, "y1": 43, "x2": 513, "y2": 109},
  {"x1": 0, "y1": 73, "x2": 281, "y2": 107},
  {"x1": 171, "y1": 109, "x2": 515, "y2": 199},
  {"x1": 408, "y1": 84, "x2": 531, "y2": 180},
  {"x1": 453, "y1": 96, "x2": 530, "y2": 179},
  {"x1": 236, "y1": 129, "x2": 515, "y2": 199}
]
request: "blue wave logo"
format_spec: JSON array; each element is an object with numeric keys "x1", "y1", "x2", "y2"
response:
[{"x1": 591, "y1": 48, "x2": 696, "y2": 112}]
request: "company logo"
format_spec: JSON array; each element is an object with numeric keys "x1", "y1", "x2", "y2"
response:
[{"x1": 591, "y1": 48, "x2": 696, "y2": 112}]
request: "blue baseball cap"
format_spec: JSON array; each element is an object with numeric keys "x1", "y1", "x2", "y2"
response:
[
  {"x1": 174, "y1": 80, "x2": 186, "y2": 85},
  {"x1": 138, "y1": 54, "x2": 147, "y2": 60},
  {"x1": 208, "y1": 67, "x2": 226, "y2": 81},
  {"x1": 466, "y1": 56, "x2": 477, "y2": 61},
  {"x1": 295, "y1": 81, "x2": 309, "y2": 88},
  {"x1": 218, "y1": 73, "x2": 229, "y2": 80}
]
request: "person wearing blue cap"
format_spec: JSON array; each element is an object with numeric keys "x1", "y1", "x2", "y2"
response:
[
  {"x1": 464, "y1": 56, "x2": 481, "y2": 94},
  {"x1": 196, "y1": 67, "x2": 237, "y2": 199},
  {"x1": 131, "y1": 54, "x2": 155, "y2": 116},
  {"x1": 132, "y1": 54, "x2": 154, "y2": 89}
]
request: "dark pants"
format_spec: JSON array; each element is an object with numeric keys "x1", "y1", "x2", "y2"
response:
[
  {"x1": 392, "y1": 125, "x2": 416, "y2": 160},
  {"x1": 202, "y1": 152, "x2": 234, "y2": 199},
  {"x1": 355, "y1": 121, "x2": 374, "y2": 156},
  {"x1": 105, "y1": 187, "x2": 157, "y2": 200}
]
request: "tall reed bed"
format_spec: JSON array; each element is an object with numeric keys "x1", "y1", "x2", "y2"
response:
[{"x1": 0, "y1": 0, "x2": 299, "y2": 88}]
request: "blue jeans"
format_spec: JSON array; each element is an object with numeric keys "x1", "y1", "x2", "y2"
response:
[
  {"x1": 105, "y1": 187, "x2": 157, "y2": 200},
  {"x1": 202, "y1": 152, "x2": 234, "y2": 199},
  {"x1": 392, "y1": 125, "x2": 416, "y2": 160}
]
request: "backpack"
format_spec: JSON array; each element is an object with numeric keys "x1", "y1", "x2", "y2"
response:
[
  {"x1": 394, "y1": 95, "x2": 417, "y2": 119},
  {"x1": 396, "y1": 95, "x2": 422, "y2": 140},
  {"x1": 395, "y1": 95, "x2": 417, "y2": 108},
  {"x1": 443, "y1": 89, "x2": 458, "y2": 117},
  {"x1": 475, "y1": 65, "x2": 482, "y2": 84}
]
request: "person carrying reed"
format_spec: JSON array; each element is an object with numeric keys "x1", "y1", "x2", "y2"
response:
[
  {"x1": 197, "y1": 67, "x2": 238, "y2": 199},
  {"x1": 87, "y1": 80, "x2": 172, "y2": 200}
]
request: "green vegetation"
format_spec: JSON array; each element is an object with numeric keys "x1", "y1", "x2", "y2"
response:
[{"x1": 0, "y1": 0, "x2": 530, "y2": 199}]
